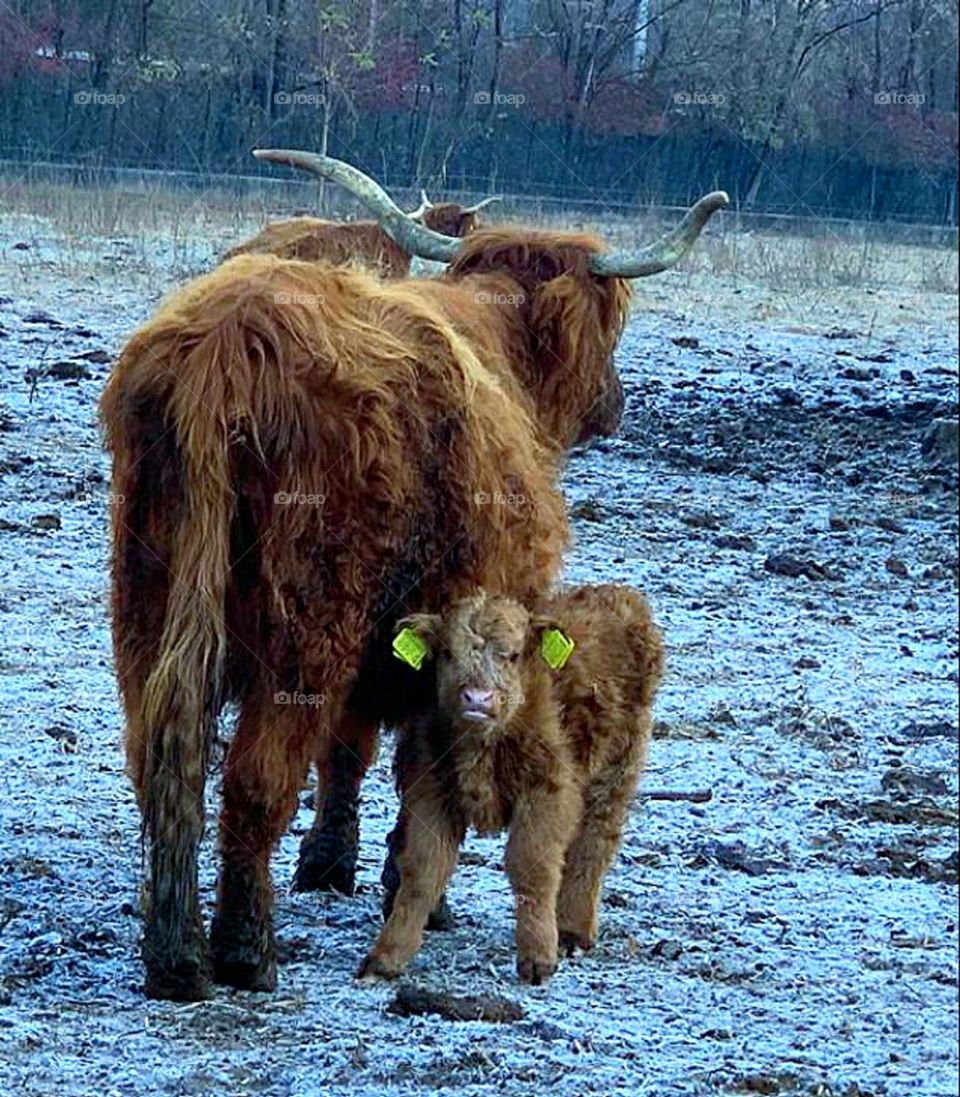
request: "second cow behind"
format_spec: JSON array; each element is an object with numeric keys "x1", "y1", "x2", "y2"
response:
[{"x1": 361, "y1": 583, "x2": 664, "y2": 985}]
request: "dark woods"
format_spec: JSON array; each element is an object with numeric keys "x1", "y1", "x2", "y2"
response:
[{"x1": 1, "y1": 1, "x2": 956, "y2": 222}]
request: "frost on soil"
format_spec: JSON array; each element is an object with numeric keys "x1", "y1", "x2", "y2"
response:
[{"x1": 0, "y1": 217, "x2": 957, "y2": 1097}]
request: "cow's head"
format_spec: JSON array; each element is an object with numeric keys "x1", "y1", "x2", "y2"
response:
[
  {"x1": 409, "y1": 190, "x2": 502, "y2": 239},
  {"x1": 252, "y1": 151, "x2": 727, "y2": 452},
  {"x1": 444, "y1": 229, "x2": 633, "y2": 448}
]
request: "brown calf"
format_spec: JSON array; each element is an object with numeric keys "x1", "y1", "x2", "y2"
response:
[{"x1": 360, "y1": 583, "x2": 664, "y2": 985}]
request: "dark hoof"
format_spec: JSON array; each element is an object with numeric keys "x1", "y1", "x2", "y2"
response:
[
  {"x1": 212, "y1": 954, "x2": 277, "y2": 992},
  {"x1": 210, "y1": 915, "x2": 277, "y2": 992},
  {"x1": 558, "y1": 930, "x2": 594, "y2": 956},
  {"x1": 425, "y1": 893, "x2": 456, "y2": 932},
  {"x1": 356, "y1": 953, "x2": 401, "y2": 982},
  {"x1": 144, "y1": 960, "x2": 212, "y2": 1002},
  {"x1": 294, "y1": 830, "x2": 357, "y2": 895},
  {"x1": 517, "y1": 957, "x2": 557, "y2": 986},
  {"x1": 142, "y1": 924, "x2": 211, "y2": 1001}
]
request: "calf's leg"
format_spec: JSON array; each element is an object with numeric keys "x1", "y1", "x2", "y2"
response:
[
  {"x1": 382, "y1": 807, "x2": 455, "y2": 930},
  {"x1": 359, "y1": 778, "x2": 462, "y2": 980},
  {"x1": 505, "y1": 784, "x2": 578, "y2": 986},
  {"x1": 556, "y1": 737, "x2": 647, "y2": 954}
]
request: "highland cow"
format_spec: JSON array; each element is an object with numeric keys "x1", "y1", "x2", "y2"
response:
[
  {"x1": 222, "y1": 192, "x2": 500, "y2": 277},
  {"x1": 359, "y1": 584, "x2": 663, "y2": 986},
  {"x1": 101, "y1": 150, "x2": 725, "y2": 1000}
]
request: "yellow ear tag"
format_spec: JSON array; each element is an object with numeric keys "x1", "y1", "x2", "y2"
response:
[
  {"x1": 541, "y1": 628, "x2": 575, "y2": 670},
  {"x1": 393, "y1": 628, "x2": 429, "y2": 671}
]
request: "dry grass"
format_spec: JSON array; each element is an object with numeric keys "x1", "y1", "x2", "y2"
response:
[{"x1": 1, "y1": 174, "x2": 956, "y2": 332}]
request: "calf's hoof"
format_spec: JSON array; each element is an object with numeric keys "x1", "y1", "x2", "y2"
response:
[
  {"x1": 559, "y1": 929, "x2": 594, "y2": 956},
  {"x1": 517, "y1": 956, "x2": 557, "y2": 986},
  {"x1": 294, "y1": 830, "x2": 357, "y2": 895},
  {"x1": 356, "y1": 953, "x2": 403, "y2": 983}
]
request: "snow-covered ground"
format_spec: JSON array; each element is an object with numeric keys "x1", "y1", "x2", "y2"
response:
[{"x1": 0, "y1": 212, "x2": 957, "y2": 1097}]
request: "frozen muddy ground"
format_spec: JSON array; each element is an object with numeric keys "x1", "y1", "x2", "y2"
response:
[{"x1": 0, "y1": 219, "x2": 957, "y2": 1097}]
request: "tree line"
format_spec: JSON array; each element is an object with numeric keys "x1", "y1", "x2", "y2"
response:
[{"x1": 0, "y1": 1, "x2": 957, "y2": 223}]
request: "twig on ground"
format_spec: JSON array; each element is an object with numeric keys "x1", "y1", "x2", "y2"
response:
[{"x1": 640, "y1": 789, "x2": 713, "y2": 804}]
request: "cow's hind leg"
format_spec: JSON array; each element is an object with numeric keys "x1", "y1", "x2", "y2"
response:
[
  {"x1": 294, "y1": 710, "x2": 378, "y2": 895},
  {"x1": 115, "y1": 560, "x2": 209, "y2": 1000},
  {"x1": 138, "y1": 682, "x2": 210, "y2": 1002},
  {"x1": 211, "y1": 693, "x2": 316, "y2": 991}
]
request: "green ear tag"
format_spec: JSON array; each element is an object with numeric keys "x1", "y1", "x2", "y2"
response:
[
  {"x1": 393, "y1": 628, "x2": 429, "y2": 671},
  {"x1": 541, "y1": 628, "x2": 575, "y2": 670}
]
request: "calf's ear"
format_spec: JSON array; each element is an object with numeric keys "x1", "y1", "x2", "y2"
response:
[
  {"x1": 396, "y1": 613, "x2": 443, "y2": 649},
  {"x1": 393, "y1": 613, "x2": 443, "y2": 671},
  {"x1": 529, "y1": 612, "x2": 561, "y2": 637},
  {"x1": 530, "y1": 615, "x2": 576, "y2": 671}
]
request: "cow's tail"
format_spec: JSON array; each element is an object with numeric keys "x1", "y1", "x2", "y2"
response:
[{"x1": 105, "y1": 325, "x2": 237, "y2": 996}]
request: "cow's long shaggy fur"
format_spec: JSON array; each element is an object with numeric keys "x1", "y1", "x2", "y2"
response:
[
  {"x1": 362, "y1": 584, "x2": 663, "y2": 985},
  {"x1": 222, "y1": 205, "x2": 483, "y2": 276},
  {"x1": 104, "y1": 234, "x2": 630, "y2": 1000}
]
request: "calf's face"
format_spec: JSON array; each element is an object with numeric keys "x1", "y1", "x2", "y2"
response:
[{"x1": 404, "y1": 593, "x2": 534, "y2": 730}]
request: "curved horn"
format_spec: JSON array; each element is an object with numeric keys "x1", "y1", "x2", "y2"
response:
[
  {"x1": 253, "y1": 150, "x2": 461, "y2": 262},
  {"x1": 461, "y1": 195, "x2": 503, "y2": 215},
  {"x1": 588, "y1": 191, "x2": 729, "y2": 278},
  {"x1": 407, "y1": 189, "x2": 433, "y2": 222}
]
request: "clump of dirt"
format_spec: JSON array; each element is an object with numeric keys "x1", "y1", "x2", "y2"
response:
[{"x1": 388, "y1": 985, "x2": 525, "y2": 1023}]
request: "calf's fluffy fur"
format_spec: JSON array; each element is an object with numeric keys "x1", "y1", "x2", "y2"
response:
[{"x1": 361, "y1": 583, "x2": 663, "y2": 985}]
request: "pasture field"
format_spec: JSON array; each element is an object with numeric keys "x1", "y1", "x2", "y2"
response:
[{"x1": 0, "y1": 184, "x2": 957, "y2": 1096}]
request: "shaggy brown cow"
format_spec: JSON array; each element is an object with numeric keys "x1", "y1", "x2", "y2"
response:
[
  {"x1": 102, "y1": 150, "x2": 725, "y2": 1001},
  {"x1": 224, "y1": 186, "x2": 491, "y2": 895},
  {"x1": 359, "y1": 584, "x2": 663, "y2": 985},
  {"x1": 221, "y1": 192, "x2": 500, "y2": 276}
]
